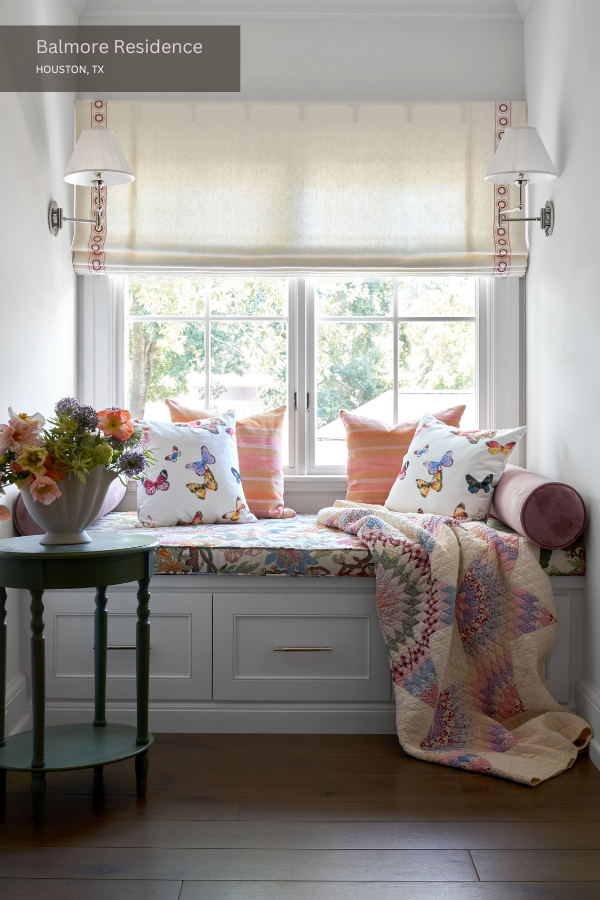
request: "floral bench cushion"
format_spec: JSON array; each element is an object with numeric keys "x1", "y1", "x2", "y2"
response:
[
  {"x1": 88, "y1": 511, "x2": 374, "y2": 576},
  {"x1": 88, "y1": 512, "x2": 585, "y2": 578},
  {"x1": 88, "y1": 510, "x2": 584, "y2": 577}
]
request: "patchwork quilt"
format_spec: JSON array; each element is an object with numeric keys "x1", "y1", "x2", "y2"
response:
[
  {"x1": 318, "y1": 502, "x2": 591, "y2": 785},
  {"x1": 88, "y1": 510, "x2": 584, "y2": 578}
]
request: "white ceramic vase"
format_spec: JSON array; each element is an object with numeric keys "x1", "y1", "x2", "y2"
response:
[{"x1": 20, "y1": 467, "x2": 118, "y2": 545}]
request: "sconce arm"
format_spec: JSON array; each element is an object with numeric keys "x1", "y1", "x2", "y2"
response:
[
  {"x1": 49, "y1": 201, "x2": 102, "y2": 236},
  {"x1": 498, "y1": 200, "x2": 554, "y2": 237},
  {"x1": 63, "y1": 216, "x2": 99, "y2": 224}
]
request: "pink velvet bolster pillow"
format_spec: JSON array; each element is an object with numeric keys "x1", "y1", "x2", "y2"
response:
[
  {"x1": 13, "y1": 477, "x2": 128, "y2": 537},
  {"x1": 491, "y1": 463, "x2": 587, "y2": 550}
]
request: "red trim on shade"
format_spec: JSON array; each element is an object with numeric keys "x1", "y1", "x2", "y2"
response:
[
  {"x1": 493, "y1": 101, "x2": 512, "y2": 278},
  {"x1": 88, "y1": 100, "x2": 108, "y2": 276}
]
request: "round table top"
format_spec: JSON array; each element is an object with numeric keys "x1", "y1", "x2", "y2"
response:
[{"x1": 0, "y1": 533, "x2": 160, "y2": 559}]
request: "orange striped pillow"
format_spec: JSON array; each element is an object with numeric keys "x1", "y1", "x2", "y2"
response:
[
  {"x1": 165, "y1": 400, "x2": 295, "y2": 519},
  {"x1": 340, "y1": 405, "x2": 466, "y2": 506}
]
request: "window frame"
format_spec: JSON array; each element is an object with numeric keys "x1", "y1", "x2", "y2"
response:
[{"x1": 77, "y1": 273, "x2": 525, "y2": 487}]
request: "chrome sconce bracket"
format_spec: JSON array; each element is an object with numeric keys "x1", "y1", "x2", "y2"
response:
[
  {"x1": 49, "y1": 174, "x2": 104, "y2": 237},
  {"x1": 496, "y1": 176, "x2": 554, "y2": 236}
]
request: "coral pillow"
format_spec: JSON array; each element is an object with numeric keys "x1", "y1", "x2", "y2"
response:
[
  {"x1": 340, "y1": 405, "x2": 466, "y2": 505},
  {"x1": 165, "y1": 400, "x2": 295, "y2": 519}
]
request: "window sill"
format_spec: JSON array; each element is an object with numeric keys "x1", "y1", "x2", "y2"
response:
[
  {"x1": 284, "y1": 475, "x2": 347, "y2": 493},
  {"x1": 126, "y1": 475, "x2": 348, "y2": 495}
]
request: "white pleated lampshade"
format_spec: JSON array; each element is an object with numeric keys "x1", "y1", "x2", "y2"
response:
[
  {"x1": 63, "y1": 128, "x2": 134, "y2": 186},
  {"x1": 485, "y1": 127, "x2": 557, "y2": 184}
]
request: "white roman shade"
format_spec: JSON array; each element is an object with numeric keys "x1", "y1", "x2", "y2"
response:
[{"x1": 72, "y1": 100, "x2": 527, "y2": 277}]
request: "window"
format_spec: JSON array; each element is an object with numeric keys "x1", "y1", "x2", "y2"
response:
[
  {"x1": 311, "y1": 277, "x2": 477, "y2": 470},
  {"x1": 122, "y1": 274, "x2": 488, "y2": 476}
]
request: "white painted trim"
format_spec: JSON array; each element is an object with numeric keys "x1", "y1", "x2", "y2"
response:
[
  {"x1": 549, "y1": 576, "x2": 586, "y2": 588},
  {"x1": 42, "y1": 699, "x2": 397, "y2": 734},
  {"x1": 479, "y1": 276, "x2": 524, "y2": 466},
  {"x1": 5, "y1": 672, "x2": 30, "y2": 736},
  {"x1": 575, "y1": 676, "x2": 600, "y2": 772},
  {"x1": 80, "y1": 12, "x2": 523, "y2": 23},
  {"x1": 515, "y1": 0, "x2": 537, "y2": 17}
]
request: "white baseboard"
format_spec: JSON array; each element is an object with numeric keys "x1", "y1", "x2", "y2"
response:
[
  {"x1": 41, "y1": 700, "x2": 397, "y2": 734},
  {"x1": 5, "y1": 672, "x2": 30, "y2": 736},
  {"x1": 575, "y1": 676, "x2": 600, "y2": 770}
]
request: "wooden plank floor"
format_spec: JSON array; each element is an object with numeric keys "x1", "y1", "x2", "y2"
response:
[{"x1": 1, "y1": 734, "x2": 600, "y2": 899}]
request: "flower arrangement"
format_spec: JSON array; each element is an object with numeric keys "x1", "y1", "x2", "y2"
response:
[{"x1": 0, "y1": 398, "x2": 154, "y2": 513}]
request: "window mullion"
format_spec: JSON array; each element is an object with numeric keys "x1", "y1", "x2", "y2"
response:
[
  {"x1": 205, "y1": 277, "x2": 211, "y2": 411},
  {"x1": 393, "y1": 277, "x2": 399, "y2": 426},
  {"x1": 295, "y1": 277, "x2": 309, "y2": 476},
  {"x1": 285, "y1": 277, "x2": 297, "y2": 473}
]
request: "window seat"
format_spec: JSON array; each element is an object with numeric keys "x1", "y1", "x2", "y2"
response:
[{"x1": 87, "y1": 511, "x2": 585, "y2": 578}]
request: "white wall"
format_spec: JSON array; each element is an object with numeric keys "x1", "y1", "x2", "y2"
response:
[
  {"x1": 523, "y1": 0, "x2": 600, "y2": 758},
  {"x1": 78, "y1": 13, "x2": 525, "y2": 101},
  {"x1": 0, "y1": 0, "x2": 78, "y2": 732}
]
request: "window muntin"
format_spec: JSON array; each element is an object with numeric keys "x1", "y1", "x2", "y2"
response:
[
  {"x1": 311, "y1": 277, "x2": 477, "y2": 470},
  {"x1": 125, "y1": 275, "x2": 478, "y2": 474},
  {"x1": 126, "y1": 278, "x2": 289, "y2": 467}
]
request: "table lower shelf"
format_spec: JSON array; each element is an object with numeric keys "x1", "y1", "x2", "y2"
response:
[{"x1": 0, "y1": 723, "x2": 153, "y2": 772}]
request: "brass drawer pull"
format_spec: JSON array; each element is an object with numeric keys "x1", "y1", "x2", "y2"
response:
[
  {"x1": 93, "y1": 645, "x2": 151, "y2": 650},
  {"x1": 274, "y1": 647, "x2": 332, "y2": 652}
]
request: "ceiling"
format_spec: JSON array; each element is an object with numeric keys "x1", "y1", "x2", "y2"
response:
[{"x1": 75, "y1": 0, "x2": 534, "y2": 20}]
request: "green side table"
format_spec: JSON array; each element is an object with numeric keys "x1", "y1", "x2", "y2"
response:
[{"x1": 0, "y1": 532, "x2": 160, "y2": 823}]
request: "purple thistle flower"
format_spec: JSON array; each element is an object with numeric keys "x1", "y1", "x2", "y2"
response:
[
  {"x1": 55, "y1": 397, "x2": 81, "y2": 417},
  {"x1": 73, "y1": 405, "x2": 99, "y2": 431},
  {"x1": 117, "y1": 450, "x2": 147, "y2": 477}
]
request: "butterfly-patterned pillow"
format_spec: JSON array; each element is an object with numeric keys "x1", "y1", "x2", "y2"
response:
[
  {"x1": 385, "y1": 411, "x2": 526, "y2": 522},
  {"x1": 135, "y1": 412, "x2": 256, "y2": 527}
]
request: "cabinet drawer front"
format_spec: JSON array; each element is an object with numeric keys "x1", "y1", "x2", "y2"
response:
[
  {"x1": 55, "y1": 612, "x2": 191, "y2": 679},
  {"x1": 213, "y1": 592, "x2": 390, "y2": 701},
  {"x1": 39, "y1": 587, "x2": 212, "y2": 701},
  {"x1": 234, "y1": 614, "x2": 370, "y2": 680}
]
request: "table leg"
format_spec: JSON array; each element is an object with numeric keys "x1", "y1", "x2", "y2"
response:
[
  {"x1": 94, "y1": 586, "x2": 108, "y2": 728},
  {"x1": 135, "y1": 577, "x2": 151, "y2": 798},
  {"x1": 136, "y1": 577, "x2": 151, "y2": 747},
  {"x1": 0, "y1": 587, "x2": 7, "y2": 748},
  {"x1": 135, "y1": 750, "x2": 149, "y2": 797},
  {"x1": 29, "y1": 589, "x2": 46, "y2": 822},
  {"x1": 0, "y1": 587, "x2": 6, "y2": 800}
]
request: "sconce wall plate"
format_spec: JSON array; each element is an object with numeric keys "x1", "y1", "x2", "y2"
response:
[
  {"x1": 540, "y1": 200, "x2": 554, "y2": 236},
  {"x1": 48, "y1": 201, "x2": 62, "y2": 237}
]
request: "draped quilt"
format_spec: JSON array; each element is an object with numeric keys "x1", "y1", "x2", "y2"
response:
[{"x1": 318, "y1": 502, "x2": 591, "y2": 785}]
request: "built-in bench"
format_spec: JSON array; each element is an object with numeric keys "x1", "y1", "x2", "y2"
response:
[{"x1": 22, "y1": 511, "x2": 584, "y2": 735}]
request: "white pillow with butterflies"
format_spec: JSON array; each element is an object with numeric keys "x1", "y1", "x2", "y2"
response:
[
  {"x1": 385, "y1": 411, "x2": 526, "y2": 522},
  {"x1": 135, "y1": 411, "x2": 256, "y2": 527}
]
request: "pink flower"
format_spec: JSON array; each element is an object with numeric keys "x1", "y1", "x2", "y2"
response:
[
  {"x1": 0, "y1": 410, "x2": 45, "y2": 452},
  {"x1": 29, "y1": 476, "x2": 62, "y2": 505}
]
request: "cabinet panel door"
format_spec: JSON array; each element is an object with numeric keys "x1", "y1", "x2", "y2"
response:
[
  {"x1": 41, "y1": 587, "x2": 212, "y2": 701},
  {"x1": 213, "y1": 591, "x2": 390, "y2": 701}
]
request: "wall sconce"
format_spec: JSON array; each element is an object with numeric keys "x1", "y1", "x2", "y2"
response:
[
  {"x1": 49, "y1": 127, "x2": 134, "y2": 236},
  {"x1": 485, "y1": 126, "x2": 557, "y2": 236}
]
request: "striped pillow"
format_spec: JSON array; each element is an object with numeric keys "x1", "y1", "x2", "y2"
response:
[
  {"x1": 340, "y1": 405, "x2": 466, "y2": 506},
  {"x1": 165, "y1": 400, "x2": 295, "y2": 519}
]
